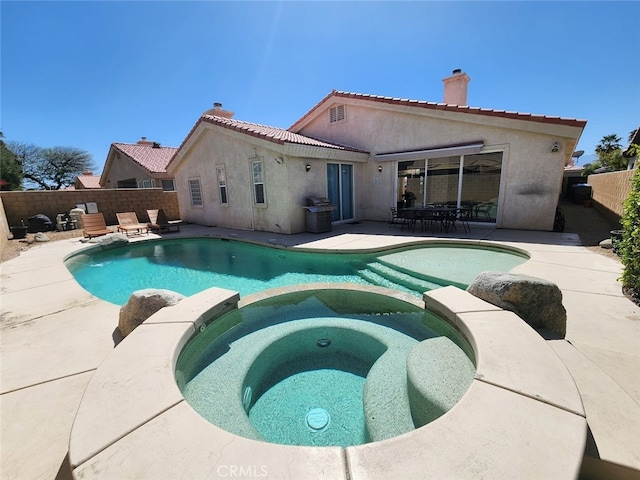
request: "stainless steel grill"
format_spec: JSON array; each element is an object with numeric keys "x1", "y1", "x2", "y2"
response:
[{"x1": 303, "y1": 197, "x2": 337, "y2": 233}]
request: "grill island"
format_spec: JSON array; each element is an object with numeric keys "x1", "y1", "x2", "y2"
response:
[{"x1": 304, "y1": 197, "x2": 337, "y2": 233}]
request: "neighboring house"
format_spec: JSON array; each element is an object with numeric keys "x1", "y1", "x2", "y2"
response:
[
  {"x1": 100, "y1": 137, "x2": 178, "y2": 190},
  {"x1": 167, "y1": 71, "x2": 586, "y2": 234},
  {"x1": 623, "y1": 126, "x2": 639, "y2": 170},
  {"x1": 74, "y1": 171, "x2": 102, "y2": 190}
]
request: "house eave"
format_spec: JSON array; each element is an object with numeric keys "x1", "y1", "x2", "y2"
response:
[{"x1": 374, "y1": 141, "x2": 485, "y2": 162}]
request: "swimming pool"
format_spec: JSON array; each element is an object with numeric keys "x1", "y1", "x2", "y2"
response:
[
  {"x1": 64, "y1": 237, "x2": 527, "y2": 305},
  {"x1": 175, "y1": 288, "x2": 476, "y2": 447}
]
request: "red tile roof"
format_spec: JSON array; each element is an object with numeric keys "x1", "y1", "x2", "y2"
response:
[
  {"x1": 290, "y1": 90, "x2": 588, "y2": 130},
  {"x1": 76, "y1": 174, "x2": 101, "y2": 189},
  {"x1": 112, "y1": 143, "x2": 178, "y2": 174},
  {"x1": 174, "y1": 114, "x2": 367, "y2": 157}
]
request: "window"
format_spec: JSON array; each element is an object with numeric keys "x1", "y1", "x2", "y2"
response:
[
  {"x1": 329, "y1": 105, "x2": 345, "y2": 123},
  {"x1": 252, "y1": 160, "x2": 265, "y2": 204},
  {"x1": 161, "y1": 179, "x2": 175, "y2": 191},
  {"x1": 137, "y1": 179, "x2": 155, "y2": 189},
  {"x1": 216, "y1": 165, "x2": 228, "y2": 204},
  {"x1": 189, "y1": 178, "x2": 203, "y2": 206}
]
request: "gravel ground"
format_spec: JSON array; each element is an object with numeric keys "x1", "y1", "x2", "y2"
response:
[{"x1": 1, "y1": 202, "x2": 622, "y2": 264}]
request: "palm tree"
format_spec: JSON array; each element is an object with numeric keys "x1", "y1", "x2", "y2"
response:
[{"x1": 595, "y1": 134, "x2": 622, "y2": 155}]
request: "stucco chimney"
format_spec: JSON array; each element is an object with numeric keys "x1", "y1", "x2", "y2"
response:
[
  {"x1": 137, "y1": 136, "x2": 153, "y2": 145},
  {"x1": 204, "y1": 102, "x2": 234, "y2": 119},
  {"x1": 442, "y1": 69, "x2": 470, "y2": 106}
]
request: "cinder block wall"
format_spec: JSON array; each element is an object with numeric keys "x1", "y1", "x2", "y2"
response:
[
  {"x1": 587, "y1": 169, "x2": 635, "y2": 228},
  {"x1": 0, "y1": 189, "x2": 180, "y2": 229}
]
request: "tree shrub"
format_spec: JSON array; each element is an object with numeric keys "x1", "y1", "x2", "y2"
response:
[{"x1": 620, "y1": 166, "x2": 640, "y2": 302}]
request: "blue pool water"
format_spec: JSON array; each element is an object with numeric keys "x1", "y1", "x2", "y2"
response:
[
  {"x1": 249, "y1": 369, "x2": 366, "y2": 447},
  {"x1": 65, "y1": 238, "x2": 527, "y2": 305},
  {"x1": 176, "y1": 289, "x2": 477, "y2": 447}
]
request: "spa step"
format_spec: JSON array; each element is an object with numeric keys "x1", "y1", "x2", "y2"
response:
[
  {"x1": 363, "y1": 262, "x2": 443, "y2": 294},
  {"x1": 355, "y1": 267, "x2": 418, "y2": 295}
]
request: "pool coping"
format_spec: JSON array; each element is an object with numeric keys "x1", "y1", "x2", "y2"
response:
[{"x1": 68, "y1": 283, "x2": 587, "y2": 479}]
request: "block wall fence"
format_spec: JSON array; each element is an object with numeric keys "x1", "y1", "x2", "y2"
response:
[
  {"x1": 587, "y1": 169, "x2": 636, "y2": 228},
  {"x1": 0, "y1": 188, "x2": 179, "y2": 233}
]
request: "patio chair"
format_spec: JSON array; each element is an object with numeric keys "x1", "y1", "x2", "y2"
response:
[
  {"x1": 81, "y1": 213, "x2": 112, "y2": 239},
  {"x1": 116, "y1": 212, "x2": 149, "y2": 237},
  {"x1": 474, "y1": 202, "x2": 495, "y2": 222},
  {"x1": 389, "y1": 207, "x2": 409, "y2": 228},
  {"x1": 147, "y1": 209, "x2": 181, "y2": 234},
  {"x1": 457, "y1": 205, "x2": 472, "y2": 233}
]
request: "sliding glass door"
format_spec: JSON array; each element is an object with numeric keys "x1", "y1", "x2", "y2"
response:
[
  {"x1": 397, "y1": 151, "x2": 502, "y2": 222},
  {"x1": 327, "y1": 163, "x2": 354, "y2": 222}
]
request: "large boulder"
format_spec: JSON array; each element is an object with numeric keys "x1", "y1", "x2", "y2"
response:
[
  {"x1": 467, "y1": 272, "x2": 566, "y2": 337},
  {"x1": 118, "y1": 289, "x2": 186, "y2": 337}
]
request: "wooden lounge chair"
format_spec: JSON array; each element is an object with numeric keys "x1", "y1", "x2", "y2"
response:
[
  {"x1": 147, "y1": 209, "x2": 181, "y2": 234},
  {"x1": 81, "y1": 213, "x2": 112, "y2": 239},
  {"x1": 116, "y1": 212, "x2": 149, "y2": 237}
]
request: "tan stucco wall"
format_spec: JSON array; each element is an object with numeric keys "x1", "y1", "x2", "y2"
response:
[
  {"x1": 170, "y1": 126, "x2": 356, "y2": 234},
  {"x1": 102, "y1": 151, "x2": 156, "y2": 188},
  {"x1": 0, "y1": 196, "x2": 10, "y2": 255},
  {"x1": 297, "y1": 100, "x2": 582, "y2": 230}
]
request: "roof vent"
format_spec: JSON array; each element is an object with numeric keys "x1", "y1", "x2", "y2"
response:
[{"x1": 152, "y1": 142, "x2": 161, "y2": 148}]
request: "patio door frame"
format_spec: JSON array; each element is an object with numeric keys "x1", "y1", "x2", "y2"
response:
[{"x1": 327, "y1": 162, "x2": 355, "y2": 224}]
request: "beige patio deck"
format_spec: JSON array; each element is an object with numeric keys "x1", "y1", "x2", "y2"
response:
[{"x1": 1, "y1": 220, "x2": 638, "y2": 479}]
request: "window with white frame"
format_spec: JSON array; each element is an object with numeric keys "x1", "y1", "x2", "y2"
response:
[
  {"x1": 252, "y1": 160, "x2": 265, "y2": 204},
  {"x1": 137, "y1": 179, "x2": 156, "y2": 189},
  {"x1": 216, "y1": 165, "x2": 228, "y2": 204},
  {"x1": 188, "y1": 178, "x2": 203, "y2": 206},
  {"x1": 161, "y1": 179, "x2": 175, "y2": 191},
  {"x1": 329, "y1": 105, "x2": 345, "y2": 123}
]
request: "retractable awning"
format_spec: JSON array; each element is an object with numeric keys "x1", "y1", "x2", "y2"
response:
[{"x1": 373, "y1": 141, "x2": 484, "y2": 162}]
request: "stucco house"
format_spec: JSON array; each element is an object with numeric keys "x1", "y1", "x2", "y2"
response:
[
  {"x1": 100, "y1": 137, "x2": 178, "y2": 191},
  {"x1": 73, "y1": 171, "x2": 102, "y2": 190},
  {"x1": 623, "y1": 126, "x2": 639, "y2": 170},
  {"x1": 167, "y1": 70, "x2": 587, "y2": 234}
]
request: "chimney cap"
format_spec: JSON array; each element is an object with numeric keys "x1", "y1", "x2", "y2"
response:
[
  {"x1": 204, "y1": 102, "x2": 234, "y2": 119},
  {"x1": 452, "y1": 68, "x2": 462, "y2": 75}
]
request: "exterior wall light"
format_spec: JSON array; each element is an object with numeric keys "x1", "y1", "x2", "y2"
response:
[
  {"x1": 305, "y1": 164, "x2": 311, "y2": 172},
  {"x1": 377, "y1": 165, "x2": 383, "y2": 173},
  {"x1": 551, "y1": 142, "x2": 560, "y2": 153}
]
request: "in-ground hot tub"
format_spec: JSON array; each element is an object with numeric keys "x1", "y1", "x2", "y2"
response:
[
  {"x1": 175, "y1": 288, "x2": 476, "y2": 447},
  {"x1": 69, "y1": 283, "x2": 587, "y2": 479}
]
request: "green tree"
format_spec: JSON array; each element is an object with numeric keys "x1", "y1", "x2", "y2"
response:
[
  {"x1": 595, "y1": 133, "x2": 627, "y2": 171},
  {"x1": 7, "y1": 141, "x2": 94, "y2": 190},
  {"x1": 0, "y1": 132, "x2": 23, "y2": 190},
  {"x1": 620, "y1": 164, "x2": 640, "y2": 301}
]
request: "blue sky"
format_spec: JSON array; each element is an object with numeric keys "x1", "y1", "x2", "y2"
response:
[{"x1": 2, "y1": 1, "x2": 639, "y2": 174}]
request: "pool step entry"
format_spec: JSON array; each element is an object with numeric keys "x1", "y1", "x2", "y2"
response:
[{"x1": 358, "y1": 262, "x2": 443, "y2": 295}]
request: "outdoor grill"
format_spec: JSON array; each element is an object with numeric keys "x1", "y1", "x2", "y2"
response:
[{"x1": 303, "y1": 197, "x2": 337, "y2": 233}]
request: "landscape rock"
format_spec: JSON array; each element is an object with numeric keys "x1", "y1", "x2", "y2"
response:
[
  {"x1": 467, "y1": 271, "x2": 567, "y2": 337},
  {"x1": 93, "y1": 233, "x2": 129, "y2": 248},
  {"x1": 118, "y1": 289, "x2": 186, "y2": 337},
  {"x1": 599, "y1": 238, "x2": 613, "y2": 249},
  {"x1": 34, "y1": 232, "x2": 50, "y2": 242}
]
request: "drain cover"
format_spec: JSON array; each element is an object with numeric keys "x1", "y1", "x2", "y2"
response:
[{"x1": 306, "y1": 408, "x2": 330, "y2": 430}]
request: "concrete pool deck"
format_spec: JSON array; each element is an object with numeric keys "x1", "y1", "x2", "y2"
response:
[{"x1": 1, "y1": 221, "x2": 639, "y2": 479}]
